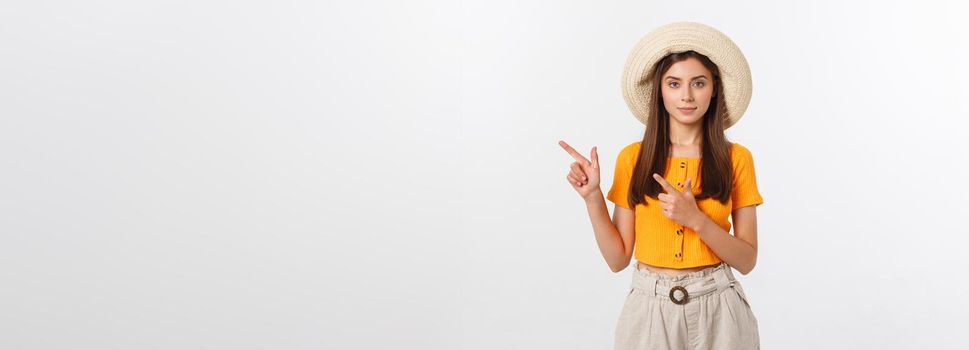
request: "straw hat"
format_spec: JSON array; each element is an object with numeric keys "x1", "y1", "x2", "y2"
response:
[{"x1": 621, "y1": 21, "x2": 752, "y2": 130}]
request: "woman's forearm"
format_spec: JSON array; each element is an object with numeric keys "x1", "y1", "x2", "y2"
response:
[
  {"x1": 584, "y1": 189, "x2": 629, "y2": 272},
  {"x1": 688, "y1": 216, "x2": 756, "y2": 274}
]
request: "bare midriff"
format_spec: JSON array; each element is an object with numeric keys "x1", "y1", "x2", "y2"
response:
[{"x1": 638, "y1": 261, "x2": 722, "y2": 277}]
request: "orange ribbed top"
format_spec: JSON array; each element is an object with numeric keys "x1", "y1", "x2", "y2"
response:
[{"x1": 606, "y1": 142, "x2": 764, "y2": 269}]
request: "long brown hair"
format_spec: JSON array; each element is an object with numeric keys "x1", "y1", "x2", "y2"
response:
[{"x1": 627, "y1": 50, "x2": 733, "y2": 207}]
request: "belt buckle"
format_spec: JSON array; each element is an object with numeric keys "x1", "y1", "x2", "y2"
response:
[{"x1": 669, "y1": 285, "x2": 689, "y2": 305}]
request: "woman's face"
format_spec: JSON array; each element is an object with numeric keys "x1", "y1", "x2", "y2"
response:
[{"x1": 660, "y1": 57, "x2": 714, "y2": 127}]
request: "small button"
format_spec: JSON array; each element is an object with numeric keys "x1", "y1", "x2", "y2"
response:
[
  {"x1": 679, "y1": 162, "x2": 685, "y2": 168},
  {"x1": 676, "y1": 229, "x2": 683, "y2": 235},
  {"x1": 674, "y1": 252, "x2": 682, "y2": 258}
]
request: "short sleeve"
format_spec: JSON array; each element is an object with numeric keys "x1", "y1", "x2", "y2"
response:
[
  {"x1": 731, "y1": 144, "x2": 764, "y2": 209},
  {"x1": 606, "y1": 143, "x2": 638, "y2": 209}
]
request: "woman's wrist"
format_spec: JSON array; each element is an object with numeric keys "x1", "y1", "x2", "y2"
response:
[
  {"x1": 687, "y1": 214, "x2": 710, "y2": 232},
  {"x1": 583, "y1": 188, "x2": 604, "y2": 204}
]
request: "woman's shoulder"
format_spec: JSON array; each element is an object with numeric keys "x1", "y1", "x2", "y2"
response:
[
  {"x1": 729, "y1": 141, "x2": 752, "y2": 154},
  {"x1": 618, "y1": 141, "x2": 641, "y2": 158},
  {"x1": 728, "y1": 142, "x2": 757, "y2": 164}
]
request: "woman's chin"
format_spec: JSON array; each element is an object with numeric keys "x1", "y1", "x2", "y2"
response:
[{"x1": 670, "y1": 115, "x2": 704, "y2": 126}]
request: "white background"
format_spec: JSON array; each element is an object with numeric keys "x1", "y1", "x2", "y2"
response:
[{"x1": 2, "y1": 1, "x2": 968, "y2": 349}]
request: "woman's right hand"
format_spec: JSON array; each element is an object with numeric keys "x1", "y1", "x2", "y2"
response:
[{"x1": 558, "y1": 140, "x2": 601, "y2": 201}]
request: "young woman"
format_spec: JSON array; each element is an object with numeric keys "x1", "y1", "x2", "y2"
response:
[{"x1": 558, "y1": 22, "x2": 763, "y2": 349}]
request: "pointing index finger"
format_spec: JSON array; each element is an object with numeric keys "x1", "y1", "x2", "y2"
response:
[
  {"x1": 558, "y1": 140, "x2": 590, "y2": 164},
  {"x1": 652, "y1": 173, "x2": 677, "y2": 194}
]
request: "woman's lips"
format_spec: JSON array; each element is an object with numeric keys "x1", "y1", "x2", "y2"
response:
[{"x1": 677, "y1": 107, "x2": 697, "y2": 114}]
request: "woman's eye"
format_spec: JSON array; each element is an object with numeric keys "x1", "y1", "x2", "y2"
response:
[
  {"x1": 694, "y1": 82, "x2": 705, "y2": 87},
  {"x1": 668, "y1": 82, "x2": 679, "y2": 88}
]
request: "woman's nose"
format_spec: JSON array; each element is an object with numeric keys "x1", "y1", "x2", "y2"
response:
[{"x1": 681, "y1": 89, "x2": 694, "y2": 102}]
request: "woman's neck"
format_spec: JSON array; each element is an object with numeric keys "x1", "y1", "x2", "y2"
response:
[{"x1": 668, "y1": 121, "x2": 703, "y2": 146}]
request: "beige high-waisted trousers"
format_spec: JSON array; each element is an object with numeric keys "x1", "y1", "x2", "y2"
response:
[{"x1": 614, "y1": 262, "x2": 759, "y2": 350}]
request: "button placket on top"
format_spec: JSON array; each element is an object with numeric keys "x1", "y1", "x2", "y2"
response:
[{"x1": 674, "y1": 159, "x2": 688, "y2": 261}]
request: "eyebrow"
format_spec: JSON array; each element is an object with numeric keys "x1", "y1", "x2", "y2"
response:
[{"x1": 665, "y1": 75, "x2": 709, "y2": 80}]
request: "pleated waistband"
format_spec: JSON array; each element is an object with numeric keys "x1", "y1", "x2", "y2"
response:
[{"x1": 631, "y1": 262, "x2": 737, "y2": 303}]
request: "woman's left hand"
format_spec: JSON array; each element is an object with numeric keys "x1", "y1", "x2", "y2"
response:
[{"x1": 652, "y1": 174, "x2": 705, "y2": 230}]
